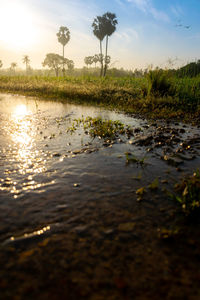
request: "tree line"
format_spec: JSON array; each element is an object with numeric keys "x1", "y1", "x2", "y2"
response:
[{"x1": 0, "y1": 11, "x2": 118, "y2": 77}]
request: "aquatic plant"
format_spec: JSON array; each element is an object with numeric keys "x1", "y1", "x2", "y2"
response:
[
  {"x1": 125, "y1": 152, "x2": 146, "y2": 165},
  {"x1": 148, "y1": 178, "x2": 159, "y2": 190},
  {"x1": 68, "y1": 116, "x2": 127, "y2": 139},
  {"x1": 173, "y1": 169, "x2": 200, "y2": 215}
]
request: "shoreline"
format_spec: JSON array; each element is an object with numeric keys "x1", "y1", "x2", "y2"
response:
[{"x1": 0, "y1": 75, "x2": 199, "y2": 124}]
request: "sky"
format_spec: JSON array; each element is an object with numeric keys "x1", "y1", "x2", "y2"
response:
[{"x1": 0, "y1": 0, "x2": 200, "y2": 70}]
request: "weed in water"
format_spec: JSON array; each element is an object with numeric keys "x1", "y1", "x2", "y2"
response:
[
  {"x1": 136, "y1": 186, "x2": 146, "y2": 202},
  {"x1": 67, "y1": 116, "x2": 127, "y2": 140},
  {"x1": 125, "y1": 152, "x2": 146, "y2": 166},
  {"x1": 148, "y1": 178, "x2": 159, "y2": 191},
  {"x1": 172, "y1": 169, "x2": 200, "y2": 215}
]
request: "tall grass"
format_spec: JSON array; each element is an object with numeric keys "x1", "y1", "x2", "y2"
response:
[{"x1": 147, "y1": 70, "x2": 174, "y2": 97}]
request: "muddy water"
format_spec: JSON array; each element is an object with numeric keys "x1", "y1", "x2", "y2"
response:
[{"x1": 0, "y1": 93, "x2": 200, "y2": 299}]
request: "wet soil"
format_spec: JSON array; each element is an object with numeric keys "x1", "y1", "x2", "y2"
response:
[{"x1": 0, "y1": 93, "x2": 200, "y2": 300}]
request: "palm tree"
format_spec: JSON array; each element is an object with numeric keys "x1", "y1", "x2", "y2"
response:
[
  {"x1": 93, "y1": 54, "x2": 99, "y2": 68},
  {"x1": 10, "y1": 62, "x2": 17, "y2": 74},
  {"x1": 92, "y1": 16, "x2": 106, "y2": 76},
  {"x1": 66, "y1": 59, "x2": 74, "y2": 72},
  {"x1": 102, "y1": 12, "x2": 118, "y2": 76},
  {"x1": 22, "y1": 55, "x2": 30, "y2": 74},
  {"x1": 105, "y1": 55, "x2": 111, "y2": 66},
  {"x1": 57, "y1": 26, "x2": 70, "y2": 76},
  {"x1": 0, "y1": 60, "x2": 3, "y2": 69},
  {"x1": 84, "y1": 56, "x2": 90, "y2": 68}
]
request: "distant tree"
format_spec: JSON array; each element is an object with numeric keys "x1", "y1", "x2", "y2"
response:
[
  {"x1": 42, "y1": 53, "x2": 64, "y2": 76},
  {"x1": 84, "y1": 56, "x2": 93, "y2": 68},
  {"x1": 102, "y1": 12, "x2": 118, "y2": 76},
  {"x1": 84, "y1": 57, "x2": 89, "y2": 68},
  {"x1": 57, "y1": 26, "x2": 70, "y2": 75},
  {"x1": 22, "y1": 55, "x2": 30, "y2": 74},
  {"x1": 93, "y1": 54, "x2": 99, "y2": 68},
  {"x1": 66, "y1": 59, "x2": 74, "y2": 72},
  {"x1": 88, "y1": 56, "x2": 94, "y2": 67},
  {"x1": 98, "y1": 54, "x2": 104, "y2": 68},
  {"x1": 134, "y1": 68, "x2": 143, "y2": 78},
  {"x1": 176, "y1": 60, "x2": 200, "y2": 77},
  {"x1": 10, "y1": 62, "x2": 17, "y2": 73},
  {"x1": 0, "y1": 60, "x2": 3, "y2": 69},
  {"x1": 92, "y1": 16, "x2": 106, "y2": 76},
  {"x1": 105, "y1": 55, "x2": 111, "y2": 66}
]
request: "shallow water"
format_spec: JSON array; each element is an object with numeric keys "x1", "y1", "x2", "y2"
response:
[
  {"x1": 0, "y1": 93, "x2": 199, "y2": 237},
  {"x1": 0, "y1": 93, "x2": 200, "y2": 299},
  {"x1": 0, "y1": 93, "x2": 140, "y2": 200}
]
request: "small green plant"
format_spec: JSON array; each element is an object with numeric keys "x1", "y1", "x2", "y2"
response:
[
  {"x1": 125, "y1": 152, "x2": 146, "y2": 165},
  {"x1": 66, "y1": 123, "x2": 77, "y2": 134},
  {"x1": 148, "y1": 178, "x2": 159, "y2": 190},
  {"x1": 67, "y1": 116, "x2": 127, "y2": 140},
  {"x1": 173, "y1": 169, "x2": 200, "y2": 215},
  {"x1": 82, "y1": 117, "x2": 125, "y2": 138}
]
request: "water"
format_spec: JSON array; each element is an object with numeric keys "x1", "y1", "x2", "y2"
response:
[
  {"x1": 0, "y1": 93, "x2": 140, "y2": 199},
  {"x1": 0, "y1": 93, "x2": 200, "y2": 299},
  {"x1": 0, "y1": 93, "x2": 199, "y2": 242}
]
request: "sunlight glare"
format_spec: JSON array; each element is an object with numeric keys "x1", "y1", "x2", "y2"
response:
[
  {"x1": 11, "y1": 104, "x2": 32, "y2": 146},
  {"x1": 14, "y1": 104, "x2": 29, "y2": 119},
  {"x1": 0, "y1": 1, "x2": 38, "y2": 50}
]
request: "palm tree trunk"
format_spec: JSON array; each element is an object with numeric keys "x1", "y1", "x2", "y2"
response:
[
  {"x1": 100, "y1": 40, "x2": 103, "y2": 77},
  {"x1": 104, "y1": 35, "x2": 108, "y2": 76},
  {"x1": 62, "y1": 45, "x2": 65, "y2": 76},
  {"x1": 55, "y1": 67, "x2": 58, "y2": 77}
]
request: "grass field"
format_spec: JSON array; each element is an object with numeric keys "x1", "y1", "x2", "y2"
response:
[{"x1": 0, "y1": 74, "x2": 199, "y2": 122}]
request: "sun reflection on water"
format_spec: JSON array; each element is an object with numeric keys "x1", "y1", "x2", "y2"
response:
[
  {"x1": 1, "y1": 103, "x2": 49, "y2": 197},
  {"x1": 11, "y1": 104, "x2": 33, "y2": 147}
]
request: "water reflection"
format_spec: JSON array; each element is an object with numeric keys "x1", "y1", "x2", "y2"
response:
[
  {"x1": 0, "y1": 102, "x2": 50, "y2": 197},
  {"x1": 11, "y1": 104, "x2": 40, "y2": 175},
  {"x1": 11, "y1": 104, "x2": 33, "y2": 146},
  {"x1": 0, "y1": 93, "x2": 142, "y2": 199}
]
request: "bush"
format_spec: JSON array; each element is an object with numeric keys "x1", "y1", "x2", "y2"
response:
[{"x1": 147, "y1": 70, "x2": 174, "y2": 97}]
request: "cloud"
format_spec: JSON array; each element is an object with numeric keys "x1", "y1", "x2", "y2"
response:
[
  {"x1": 127, "y1": 0, "x2": 170, "y2": 22},
  {"x1": 127, "y1": 0, "x2": 149, "y2": 12},
  {"x1": 170, "y1": 5, "x2": 184, "y2": 18},
  {"x1": 115, "y1": 0, "x2": 124, "y2": 6},
  {"x1": 115, "y1": 28, "x2": 139, "y2": 42},
  {"x1": 150, "y1": 7, "x2": 169, "y2": 22}
]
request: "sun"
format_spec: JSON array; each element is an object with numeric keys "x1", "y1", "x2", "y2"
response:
[{"x1": 0, "y1": 0, "x2": 38, "y2": 50}]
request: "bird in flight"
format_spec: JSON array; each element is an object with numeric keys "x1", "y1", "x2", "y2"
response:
[{"x1": 175, "y1": 20, "x2": 191, "y2": 29}]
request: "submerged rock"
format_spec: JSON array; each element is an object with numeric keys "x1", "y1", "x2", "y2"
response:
[
  {"x1": 162, "y1": 155, "x2": 184, "y2": 167},
  {"x1": 134, "y1": 135, "x2": 153, "y2": 146}
]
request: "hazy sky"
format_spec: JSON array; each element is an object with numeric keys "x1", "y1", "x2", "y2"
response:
[{"x1": 0, "y1": 0, "x2": 200, "y2": 70}]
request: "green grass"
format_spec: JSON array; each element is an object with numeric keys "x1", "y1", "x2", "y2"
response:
[{"x1": 0, "y1": 74, "x2": 199, "y2": 122}]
